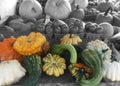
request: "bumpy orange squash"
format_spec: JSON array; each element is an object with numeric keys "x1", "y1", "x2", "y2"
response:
[{"x1": 0, "y1": 36, "x2": 22, "y2": 62}]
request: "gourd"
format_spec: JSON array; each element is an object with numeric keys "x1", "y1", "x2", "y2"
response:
[
  {"x1": 64, "y1": 18, "x2": 85, "y2": 33},
  {"x1": 0, "y1": 36, "x2": 22, "y2": 62},
  {"x1": 51, "y1": 44, "x2": 77, "y2": 64},
  {"x1": 103, "y1": 60, "x2": 120, "y2": 81},
  {"x1": 73, "y1": 0, "x2": 88, "y2": 9},
  {"x1": 112, "y1": 15, "x2": 120, "y2": 27},
  {"x1": 95, "y1": 7, "x2": 113, "y2": 24},
  {"x1": 42, "y1": 53, "x2": 66, "y2": 77},
  {"x1": 83, "y1": 8, "x2": 100, "y2": 22},
  {"x1": 0, "y1": 60, "x2": 26, "y2": 86},
  {"x1": 86, "y1": 39, "x2": 112, "y2": 60},
  {"x1": 110, "y1": 32, "x2": 120, "y2": 42},
  {"x1": 22, "y1": 54, "x2": 42, "y2": 86},
  {"x1": 52, "y1": 19, "x2": 69, "y2": 34},
  {"x1": 45, "y1": 0, "x2": 71, "y2": 19},
  {"x1": 13, "y1": 32, "x2": 47, "y2": 56},
  {"x1": 68, "y1": 63, "x2": 93, "y2": 80},
  {"x1": 60, "y1": 34, "x2": 82, "y2": 45},
  {"x1": 77, "y1": 49, "x2": 103, "y2": 86},
  {"x1": 69, "y1": 5, "x2": 85, "y2": 20},
  {"x1": 99, "y1": 22, "x2": 114, "y2": 38},
  {"x1": 96, "y1": 0, "x2": 114, "y2": 12}
]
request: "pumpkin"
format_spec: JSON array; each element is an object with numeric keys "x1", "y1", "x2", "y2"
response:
[
  {"x1": 0, "y1": 60, "x2": 26, "y2": 86},
  {"x1": 64, "y1": 18, "x2": 85, "y2": 33},
  {"x1": 69, "y1": 5, "x2": 85, "y2": 20},
  {"x1": 95, "y1": 7, "x2": 113, "y2": 24},
  {"x1": 96, "y1": 0, "x2": 114, "y2": 12},
  {"x1": 73, "y1": 0, "x2": 88, "y2": 9},
  {"x1": 0, "y1": 36, "x2": 22, "y2": 62},
  {"x1": 52, "y1": 19, "x2": 69, "y2": 34},
  {"x1": 60, "y1": 34, "x2": 82, "y2": 45},
  {"x1": 45, "y1": 0, "x2": 71, "y2": 19},
  {"x1": 13, "y1": 32, "x2": 47, "y2": 56},
  {"x1": 99, "y1": 22, "x2": 114, "y2": 38},
  {"x1": 68, "y1": 63, "x2": 92, "y2": 80},
  {"x1": 0, "y1": 0, "x2": 18, "y2": 24},
  {"x1": 103, "y1": 60, "x2": 120, "y2": 81},
  {"x1": 83, "y1": 8, "x2": 100, "y2": 22},
  {"x1": 43, "y1": 53, "x2": 66, "y2": 77}
]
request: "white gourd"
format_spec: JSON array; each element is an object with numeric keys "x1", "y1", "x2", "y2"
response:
[
  {"x1": 103, "y1": 60, "x2": 120, "y2": 81},
  {"x1": 0, "y1": 60, "x2": 26, "y2": 86},
  {"x1": 0, "y1": 0, "x2": 18, "y2": 24}
]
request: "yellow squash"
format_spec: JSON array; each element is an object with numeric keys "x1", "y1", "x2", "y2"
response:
[
  {"x1": 43, "y1": 53, "x2": 66, "y2": 77},
  {"x1": 60, "y1": 34, "x2": 82, "y2": 45},
  {"x1": 13, "y1": 32, "x2": 46, "y2": 56}
]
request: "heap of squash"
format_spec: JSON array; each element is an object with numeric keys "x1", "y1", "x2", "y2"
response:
[
  {"x1": 0, "y1": 30, "x2": 119, "y2": 86},
  {"x1": 1, "y1": 0, "x2": 120, "y2": 86}
]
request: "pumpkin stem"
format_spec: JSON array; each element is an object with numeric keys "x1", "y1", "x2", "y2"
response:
[
  {"x1": 106, "y1": 0, "x2": 109, "y2": 2},
  {"x1": 104, "y1": 7, "x2": 112, "y2": 16}
]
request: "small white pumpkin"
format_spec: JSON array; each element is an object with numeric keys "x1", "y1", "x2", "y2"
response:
[
  {"x1": 0, "y1": 60, "x2": 26, "y2": 86},
  {"x1": 0, "y1": 0, "x2": 18, "y2": 24},
  {"x1": 103, "y1": 60, "x2": 120, "y2": 81}
]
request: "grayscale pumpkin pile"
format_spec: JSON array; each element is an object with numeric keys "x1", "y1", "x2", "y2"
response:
[{"x1": 0, "y1": 0, "x2": 120, "y2": 86}]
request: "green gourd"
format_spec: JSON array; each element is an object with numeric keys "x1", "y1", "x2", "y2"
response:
[
  {"x1": 51, "y1": 44, "x2": 77, "y2": 64},
  {"x1": 77, "y1": 49, "x2": 103, "y2": 86},
  {"x1": 22, "y1": 54, "x2": 42, "y2": 86}
]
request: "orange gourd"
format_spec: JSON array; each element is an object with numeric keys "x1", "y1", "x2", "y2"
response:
[{"x1": 0, "y1": 36, "x2": 22, "y2": 62}]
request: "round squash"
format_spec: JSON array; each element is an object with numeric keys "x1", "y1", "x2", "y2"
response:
[
  {"x1": 43, "y1": 53, "x2": 66, "y2": 77},
  {"x1": 60, "y1": 34, "x2": 82, "y2": 45},
  {"x1": 99, "y1": 22, "x2": 114, "y2": 38}
]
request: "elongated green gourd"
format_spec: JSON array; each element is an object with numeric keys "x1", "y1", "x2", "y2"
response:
[
  {"x1": 78, "y1": 49, "x2": 103, "y2": 86},
  {"x1": 51, "y1": 44, "x2": 77, "y2": 64}
]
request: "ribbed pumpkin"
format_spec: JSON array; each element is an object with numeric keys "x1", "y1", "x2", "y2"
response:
[
  {"x1": 0, "y1": 36, "x2": 22, "y2": 62},
  {"x1": 13, "y1": 32, "x2": 46, "y2": 56},
  {"x1": 69, "y1": 63, "x2": 92, "y2": 80},
  {"x1": 43, "y1": 53, "x2": 66, "y2": 77},
  {"x1": 60, "y1": 34, "x2": 82, "y2": 45}
]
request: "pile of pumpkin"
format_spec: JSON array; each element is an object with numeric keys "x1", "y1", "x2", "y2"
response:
[{"x1": 1, "y1": 0, "x2": 120, "y2": 86}]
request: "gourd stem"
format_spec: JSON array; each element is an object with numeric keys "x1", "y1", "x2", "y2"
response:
[
  {"x1": 104, "y1": 7, "x2": 112, "y2": 16},
  {"x1": 78, "y1": 68, "x2": 86, "y2": 81},
  {"x1": 70, "y1": 34, "x2": 72, "y2": 38},
  {"x1": 102, "y1": 48, "x2": 108, "y2": 53},
  {"x1": 76, "y1": 5, "x2": 80, "y2": 10},
  {"x1": 72, "y1": 0, "x2": 75, "y2": 5}
]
